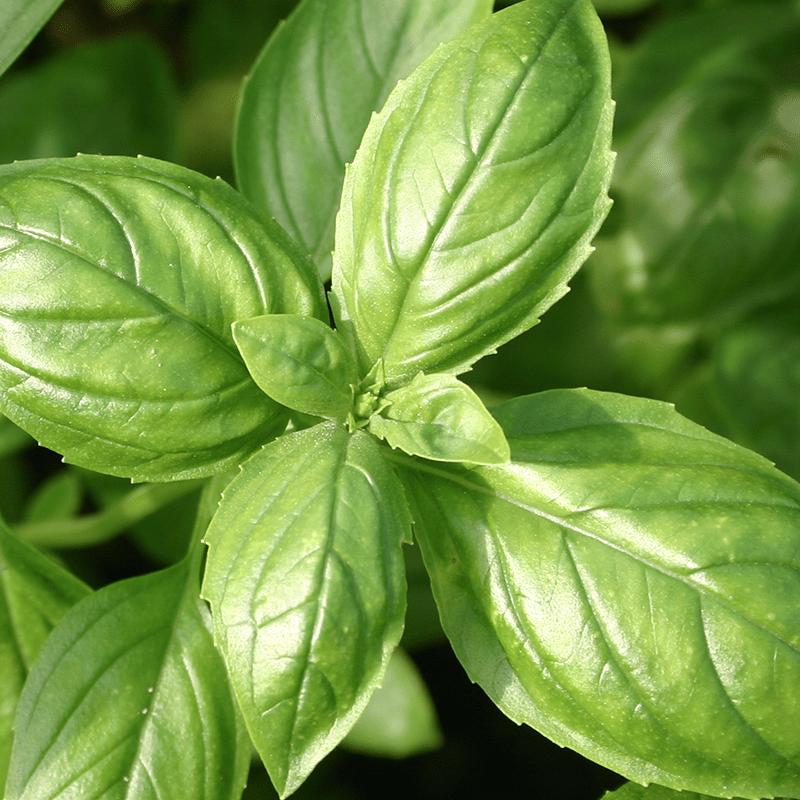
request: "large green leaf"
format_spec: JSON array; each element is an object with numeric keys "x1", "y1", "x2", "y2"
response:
[
  {"x1": 0, "y1": 0, "x2": 64, "y2": 79},
  {"x1": 589, "y1": 3, "x2": 800, "y2": 330},
  {"x1": 0, "y1": 155, "x2": 325, "y2": 482},
  {"x1": 396, "y1": 388, "x2": 800, "y2": 799},
  {"x1": 0, "y1": 35, "x2": 179, "y2": 164},
  {"x1": 5, "y1": 556, "x2": 249, "y2": 800},
  {"x1": 331, "y1": 0, "x2": 614, "y2": 386},
  {"x1": 202, "y1": 423, "x2": 410, "y2": 797},
  {"x1": 234, "y1": 0, "x2": 492, "y2": 279},
  {"x1": 0, "y1": 518, "x2": 90, "y2": 789},
  {"x1": 602, "y1": 784, "x2": 739, "y2": 800}
]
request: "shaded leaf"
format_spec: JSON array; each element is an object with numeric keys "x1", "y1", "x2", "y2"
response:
[
  {"x1": 202, "y1": 423, "x2": 410, "y2": 796},
  {"x1": 0, "y1": 0, "x2": 64, "y2": 79},
  {"x1": 0, "y1": 155, "x2": 325, "y2": 481},
  {"x1": 331, "y1": 0, "x2": 614, "y2": 385},
  {"x1": 235, "y1": 0, "x2": 492, "y2": 279},
  {"x1": 397, "y1": 388, "x2": 800, "y2": 799},
  {"x1": 341, "y1": 646, "x2": 442, "y2": 758},
  {"x1": 0, "y1": 35, "x2": 179, "y2": 164}
]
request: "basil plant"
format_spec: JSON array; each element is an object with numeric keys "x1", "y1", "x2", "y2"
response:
[{"x1": 1, "y1": 1, "x2": 799, "y2": 799}]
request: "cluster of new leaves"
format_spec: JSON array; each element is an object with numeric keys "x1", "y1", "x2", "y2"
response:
[{"x1": 1, "y1": 1, "x2": 799, "y2": 799}]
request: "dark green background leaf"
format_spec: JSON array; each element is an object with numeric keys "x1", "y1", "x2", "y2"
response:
[
  {"x1": 397, "y1": 389, "x2": 800, "y2": 799},
  {"x1": 0, "y1": 0, "x2": 64, "y2": 78},
  {"x1": 0, "y1": 518, "x2": 90, "y2": 790},
  {"x1": 5, "y1": 557, "x2": 250, "y2": 800},
  {"x1": 234, "y1": 0, "x2": 492, "y2": 280},
  {"x1": 331, "y1": 0, "x2": 614, "y2": 386},
  {"x1": 0, "y1": 35, "x2": 179, "y2": 164},
  {"x1": 0, "y1": 155, "x2": 325, "y2": 481},
  {"x1": 202, "y1": 423, "x2": 410, "y2": 797}
]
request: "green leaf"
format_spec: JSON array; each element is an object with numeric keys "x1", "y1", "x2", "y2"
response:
[
  {"x1": 396, "y1": 388, "x2": 800, "y2": 799},
  {"x1": 589, "y1": 4, "x2": 800, "y2": 329},
  {"x1": 0, "y1": 35, "x2": 180, "y2": 164},
  {"x1": 0, "y1": 518, "x2": 90, "y2": 789},
  {"x1": 368, "y1": 372, "x2": 509, "y2": 464},
  {"x1": 601, "y1": 784, "x2": 741, "y2": 800},
  {"x1": 21, "y1": 469, "x2": 82, "y2": 524},
  {"x1": 713, "y1": 302, "x2": 800, "y2": 482},
  {"x1": 234, "y1": 0, "x2": 492, "y2": 280},
  {"x1": 0, "y1": 0, "x2": 64, "y2": 79},
  {"x1": 341, "y1": 646, "x2": 442, "y2": 758},
  {"x1": 202, "y1": 422, "x2": 410, "y2": 797},
  {"x1": 233, "y1": 314, "x2": 358, "y2": 421},
  {"x1": 330, "y1": 0, "x2": 614, "y2": 386},
  {"x1": 5, "y1": 557, "x2": 250, "y2": 800},
  {"x1": 0, "y1": 155, "x2": 326, "y2": 482}
]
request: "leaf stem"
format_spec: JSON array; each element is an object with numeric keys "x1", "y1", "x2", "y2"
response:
[{"x1": 15, "y1": 479, "x2": 205, "y2": 548}]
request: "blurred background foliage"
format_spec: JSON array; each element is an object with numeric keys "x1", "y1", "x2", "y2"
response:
[{"x1": 0, "y1": 0, "x2": 798, "y2": 797}]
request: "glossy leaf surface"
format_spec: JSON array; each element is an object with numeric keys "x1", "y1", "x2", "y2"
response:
[
  {"x1": 202, "y1": 423, "x2": 410, "y2": 797},
  {"x1": 0, "y1": 35, "x2": 179, "y2": 164},
  {"x1": 0, "y1": 0, "x2": 63, "y2": 78},
  {"x1": 5, "y1": 558, "x2": 249, "y2": 800},
  {"x1": 235, "y1": 0, "x2": 492, "y2": 279},
  {"x1": 602, "y1": 784, "x2": 734, "y2": 800},
  {"x1": 0, "y1": 155, "x2": 325, "y2": 481},
  {"x1": 233, "y1": 314, "x2": 358, "y2": 420},
  {"x1": 331, "y1": 0, "x2": 614, "y2": 385},
  {"x1": 368, "y1": 372, "x2": 509, "y2": 464},
  {"x1": 0, "y1": 519, "x2": 90, "y2": 789},
  {"x1": 397, "y1": 388, "x2": 800, "y2": 798}
]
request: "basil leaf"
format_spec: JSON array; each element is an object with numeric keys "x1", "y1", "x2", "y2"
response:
[
  {"x1": 368, "y1": 372, "x2": 509, "y2": 464},
  {"x1": 342, "y1": 646, "x2": 441, "y2": 758},
  {"x1": 590, "y1": 4, "x2": 800, "y2": 329},
  {"x1": 0, "y1": 155, "x2": 325, "y2": 482},
  {"x1": 396, "y1": 388, "x2": 800, "y2": 799},
  {"x1": 5, "y1": 557, "x2": 249, "y2": 800},
  {"x1": 234, "y1": 0, "x2": 492, "y2": 280},
  {"x1": 713, "y1": 303, "x2": 800, "y2": 482},
  {"x1": 233, "y1": 314, "x2": 358, "y2": 421},
  {"x1": 331, "y1": 0, "x2": 614, "y2": 386},
  {"x1": 0, "y1": 0, "x2": 63, "y2": 79},
  {"x1": 202, "y1": 423, "x2": 410, "y2": 797},
  {"x1": 601, "y1": 785, "x2": 733, "y2": 800},
  {"x1": 0, "y1": 35, "x2": 179, "y2": 164},
  {"x1": 0, "y1": 519, "x2": 90, "y2": 789}
]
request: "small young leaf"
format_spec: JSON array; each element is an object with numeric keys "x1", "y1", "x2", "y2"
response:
[
  {"x1": 0, "y1": 155, "x2": 326, "y2": 481},
  {"x1": 202, "y1": 423, "x2": 410, "y2": 797},
  {"x1": 0, "y1": 518, "x2": 90, "y2": 789},
  {"x1": 341, "y1": 646, "x2": 442, "y2": 758},
  {"x1": 331, "y1": 0, "x2": 614, "y2": 386},
  {"x1": 396, "y1": 389, "x2": 800, "y2": 799},
  {"x1": 233, "y1": 314, "x2": 358, "y2": 420},
  {"x1": 0, "y1": 0, "x2": 64, "y2": 79},
  {"x1": 234, "y1": 0, "x2": 492, "y2": 279},
  {"x1": 5, "y1": 557, "x2": 250, "y2": 800},
  {"x1": 368, "y1": 372, "x2": 509, "y2": 464}
]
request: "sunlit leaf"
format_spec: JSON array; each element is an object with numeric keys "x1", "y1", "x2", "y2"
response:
[{"x1": 397, "y1": 388, "x2": 800, "y2": 799}]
